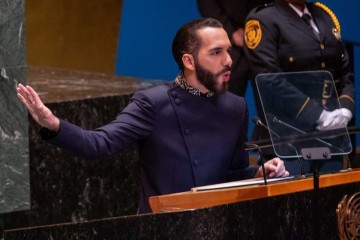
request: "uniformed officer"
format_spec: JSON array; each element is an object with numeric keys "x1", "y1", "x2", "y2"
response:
[{"x1": 243, "y1": 0, "x2": 355, "y2": 175}]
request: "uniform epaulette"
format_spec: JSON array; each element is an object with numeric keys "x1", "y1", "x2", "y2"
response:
[
  {"x1": 254, "y1": 2, "x2": 274, "y2": 13},
  {"x1": 314, "y1": 2, "x2": 341, "y2": 33}
]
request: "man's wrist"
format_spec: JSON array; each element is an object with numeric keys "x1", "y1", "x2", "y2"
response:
[{"x1": 48, "y1": 117, "x2": 60, "y2": 133}]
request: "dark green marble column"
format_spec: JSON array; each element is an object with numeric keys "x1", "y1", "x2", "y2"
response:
[{"x1": 0, "y1": 0, "x2": 30, "y2": 215}]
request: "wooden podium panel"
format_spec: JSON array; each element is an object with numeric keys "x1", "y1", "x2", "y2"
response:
[{"x1": 149, "y1": 169, "x2": 360, "y2": 213}]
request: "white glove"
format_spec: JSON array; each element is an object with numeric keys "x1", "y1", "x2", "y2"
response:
[{"x1": 316, "y1": 108, "x2": 352, "y2": 131}]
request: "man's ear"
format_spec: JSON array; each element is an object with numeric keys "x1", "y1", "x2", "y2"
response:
[{"x1": 182, "y1": 54, "x2": 196, "y2": 71}]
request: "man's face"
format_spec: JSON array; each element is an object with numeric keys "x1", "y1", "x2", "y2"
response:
[
  {"x1": 195, "y1": 27, "x2": 232, "y2": 94},
  {"x1": 194, "y1": 57, "x2": 231, "y2": 94}
]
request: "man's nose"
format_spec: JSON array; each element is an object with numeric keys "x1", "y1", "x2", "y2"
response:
[{"x1": 224, "y1": 52, "x2": 233, "y2": 67}]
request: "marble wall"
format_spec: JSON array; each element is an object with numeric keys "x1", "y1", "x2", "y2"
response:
[{"x1": 0, "y1": 0, "x2": 30, "y2": 214}]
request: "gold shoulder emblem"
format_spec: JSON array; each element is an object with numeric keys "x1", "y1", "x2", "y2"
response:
[{"x1": 244, "y1": 20, "x2": 262, "y2": 49}]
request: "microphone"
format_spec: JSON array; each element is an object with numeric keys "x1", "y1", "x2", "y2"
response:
[
  {"x1": 250, "y1": 116, "x2": 268, "y2": 184},
  {"x1": 252, "y1": 116, "x2": 262, "y2": 126},
  {"x1": 272, "y1": 117, "x2": 346, "y2": 154},
  {"x1": 273, "y1": 117, "x2": 303, "y2": 133},
  {"x1": 253, "y1": 116, "x2": 280, "y2": 138},
  {"x1": 253, "y1": 116, "x2": 305, "y2": 176}
]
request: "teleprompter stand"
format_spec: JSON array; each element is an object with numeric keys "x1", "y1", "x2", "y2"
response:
[
  {"x1": 252, "y1": 71, "x2": 354, "y2": 240},
  {"x1": 301, "y1": 147, "x2": 331, "y2": 240}
]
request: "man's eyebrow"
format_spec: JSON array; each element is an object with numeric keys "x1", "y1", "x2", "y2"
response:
[{"x1": 209, "y1": 47, "x2": 223, "y2": 52}]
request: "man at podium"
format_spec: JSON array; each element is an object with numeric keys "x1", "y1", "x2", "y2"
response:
[{"x1": 17, "y1": 18, "x2": 289, "y2": 213}]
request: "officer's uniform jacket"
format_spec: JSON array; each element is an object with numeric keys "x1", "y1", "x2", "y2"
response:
[
  {"x1": 43, "y1": 82, "x2": 257, "y2": 213},
  {"x1": 243, "y1": 0, "x2": 355, "y2": 128}
]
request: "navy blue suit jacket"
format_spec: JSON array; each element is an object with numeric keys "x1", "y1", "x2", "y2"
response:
[{"x1": 45, "y1": 82, "x2": 258, "y2": 213}]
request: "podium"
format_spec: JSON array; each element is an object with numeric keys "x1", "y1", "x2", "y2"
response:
[
  {"x1": 149, "y1": 170, "x2": 360, "y2": 213},
  {"x1": 5, "y1": 170, "x2": 360, "y2": 239}
]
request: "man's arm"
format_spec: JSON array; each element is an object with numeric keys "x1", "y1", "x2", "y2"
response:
[
  {"x1": 17, "y1": 83, "x2": 156, "y2": 159},
  {"x1": 226, "y1": 99, "x2": 289, "y2": 180}
]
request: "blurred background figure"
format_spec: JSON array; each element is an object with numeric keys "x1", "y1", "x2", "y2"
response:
[{"x1": 197, "y1": 0, "x2": 273, "y2": 97}]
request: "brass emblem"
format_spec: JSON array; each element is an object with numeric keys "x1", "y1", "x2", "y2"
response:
[
  {"x1": 322, "y1": 80, "x2": 332, "y2": 99},
  {"x1": 336, "y1": 192, "x2": 360, "y2": 240},
  {"x1": 321, "y1": 79, "x2": 332, "y2": 107},
  {"x1": 245, "y1": 20, "x2": 262, "y2": 49},
  {"x1": 332, "y1": 28, "x2": 341, "y2": 41}
]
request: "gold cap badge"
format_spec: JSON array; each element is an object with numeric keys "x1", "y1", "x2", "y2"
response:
[{"x1": 245, "y1": 20, "x2": 262, "y2": 49}]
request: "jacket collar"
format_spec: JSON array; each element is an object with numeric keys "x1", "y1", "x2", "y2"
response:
[{"x1": 275, "y1": 0, "x2": 324, "y2": 42}]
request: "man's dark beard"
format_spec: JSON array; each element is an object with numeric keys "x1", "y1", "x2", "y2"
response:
[{"x1": 195, "y1": 60, "x2": 231, "y2": 94}]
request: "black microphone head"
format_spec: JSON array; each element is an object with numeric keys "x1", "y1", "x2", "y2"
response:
[{"x1": 252, "y1": 116, "x2": 261, "y2": 125}]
